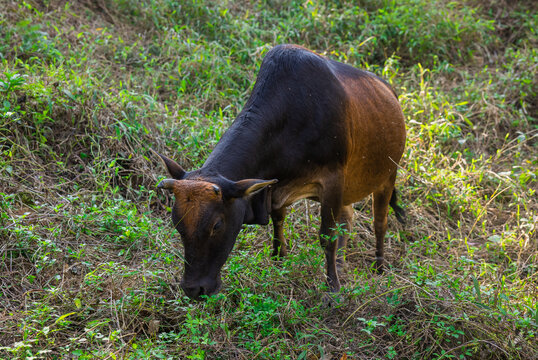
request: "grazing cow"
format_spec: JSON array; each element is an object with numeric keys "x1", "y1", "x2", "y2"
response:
[{"x1": 155, "y1": 44, "x2": 406, "y2": 300}]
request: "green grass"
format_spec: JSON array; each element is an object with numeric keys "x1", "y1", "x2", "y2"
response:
[{"x1": 1, "y1": 0, "x2": 537, "y2": 359}]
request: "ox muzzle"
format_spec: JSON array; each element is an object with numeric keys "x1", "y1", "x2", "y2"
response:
[{"x1": 180, "y1": 275, "x2": 222, "y2": 300}]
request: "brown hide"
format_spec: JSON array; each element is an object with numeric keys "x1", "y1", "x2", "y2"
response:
[
  {"x1": 340, "y1": 75, "x2": 406, "y2": 203},
  {"x1": 167, "y1": 180, "x2": 222, "y2": 238}
]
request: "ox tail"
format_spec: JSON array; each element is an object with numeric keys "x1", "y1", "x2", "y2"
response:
[{"x1": 389, "y1": 189, "x2": 406, "y2": 224}]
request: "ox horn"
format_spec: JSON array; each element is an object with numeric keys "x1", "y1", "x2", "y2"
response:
[{"x1": 157, "y1": 178, "x2": 176, "y2": 191}]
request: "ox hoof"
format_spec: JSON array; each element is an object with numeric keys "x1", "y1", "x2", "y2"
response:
[
  {"x1": 322, "y1": 292, "x2": 343, "y2": 308},
  {"x1": 374, "y1": 257, "x2": 385, "y2": 274},
  {"x1": 271, "y1": 249, "x2": 287, "y2": 260}
]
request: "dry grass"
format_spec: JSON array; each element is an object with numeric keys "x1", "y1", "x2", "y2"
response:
[{"x1": 0, "y1": 0, "x2": 536, "y2": 359}]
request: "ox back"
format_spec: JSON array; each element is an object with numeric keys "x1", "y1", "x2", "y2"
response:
[{"x1": 156, "y1": 44, "x2": 406, "y2": 300}]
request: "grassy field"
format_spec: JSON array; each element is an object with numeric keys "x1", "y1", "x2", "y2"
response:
[{"x1": 1, "y1": 0, "x2": 536, "y2": 359}]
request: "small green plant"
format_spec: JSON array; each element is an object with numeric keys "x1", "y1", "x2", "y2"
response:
[
  {"x1": 0, "y1": 71, "x2": 26, "y2": 95},
  {"x1": 357, "y1": 316, "x2": 386, "y2": 335},
  {"x1": 0, "y1": 0, "x2": 536, "y2": 359}
]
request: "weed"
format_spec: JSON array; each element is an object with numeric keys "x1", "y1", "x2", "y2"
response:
[{"x1": 0, "y1": 0, "x2": 536, "y2": 359}]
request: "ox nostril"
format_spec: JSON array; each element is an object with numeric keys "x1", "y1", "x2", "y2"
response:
[
  {"x1": 182, "y1": 285, "x2": 200, "y2": 299},
  {"x1": 181, "y1": 278, "x2": 219, "y2": 300}
]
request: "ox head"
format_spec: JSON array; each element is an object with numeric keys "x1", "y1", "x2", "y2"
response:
[{"x1": 155, "y1": 152, "x2": 277, "y2": 300}]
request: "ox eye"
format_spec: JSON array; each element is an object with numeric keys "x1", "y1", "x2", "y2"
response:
[{"x1": 211, "y1": 219, "x2": 223, "y2": 234}]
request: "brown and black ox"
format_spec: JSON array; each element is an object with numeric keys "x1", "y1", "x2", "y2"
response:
[{"x1": 155, "y1": 44, "x2": 406, "y2": 300}]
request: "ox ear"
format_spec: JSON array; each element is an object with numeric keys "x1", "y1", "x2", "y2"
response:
[
  {"x1": 229, "y1": 179, "x2": 278, "y2": 199},
  {"x1": 243, "y1": 185, "x2": 274, "y2": 225},
  {"x1": 152, "y1": 149, "x2": 186, "y2": 180}
]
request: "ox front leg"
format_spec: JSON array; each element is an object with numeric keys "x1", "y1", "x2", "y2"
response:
[
  {"x1": 336, "y1": 205, "x2": 353, "y2": 271},
  {"x1": 271, "y1": 207, "x2": 288, "y2": 258},
  {"x1": 319, "y1": 201, "x2": 343, "y2": 293},
  {"x1": 373, "y1": 185, "x2": 394, "y2": 273}
]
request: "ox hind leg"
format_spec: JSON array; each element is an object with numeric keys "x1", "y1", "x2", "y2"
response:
[
  {"x1": 336, "y1": 205, "x2": 353, "y2": 271},
  {"x1": 373, "y1": 176, "x2": 397, "y2": 273},
  {"x1": 271, "y1": 207, "x2": 288, "y2": 258}
]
